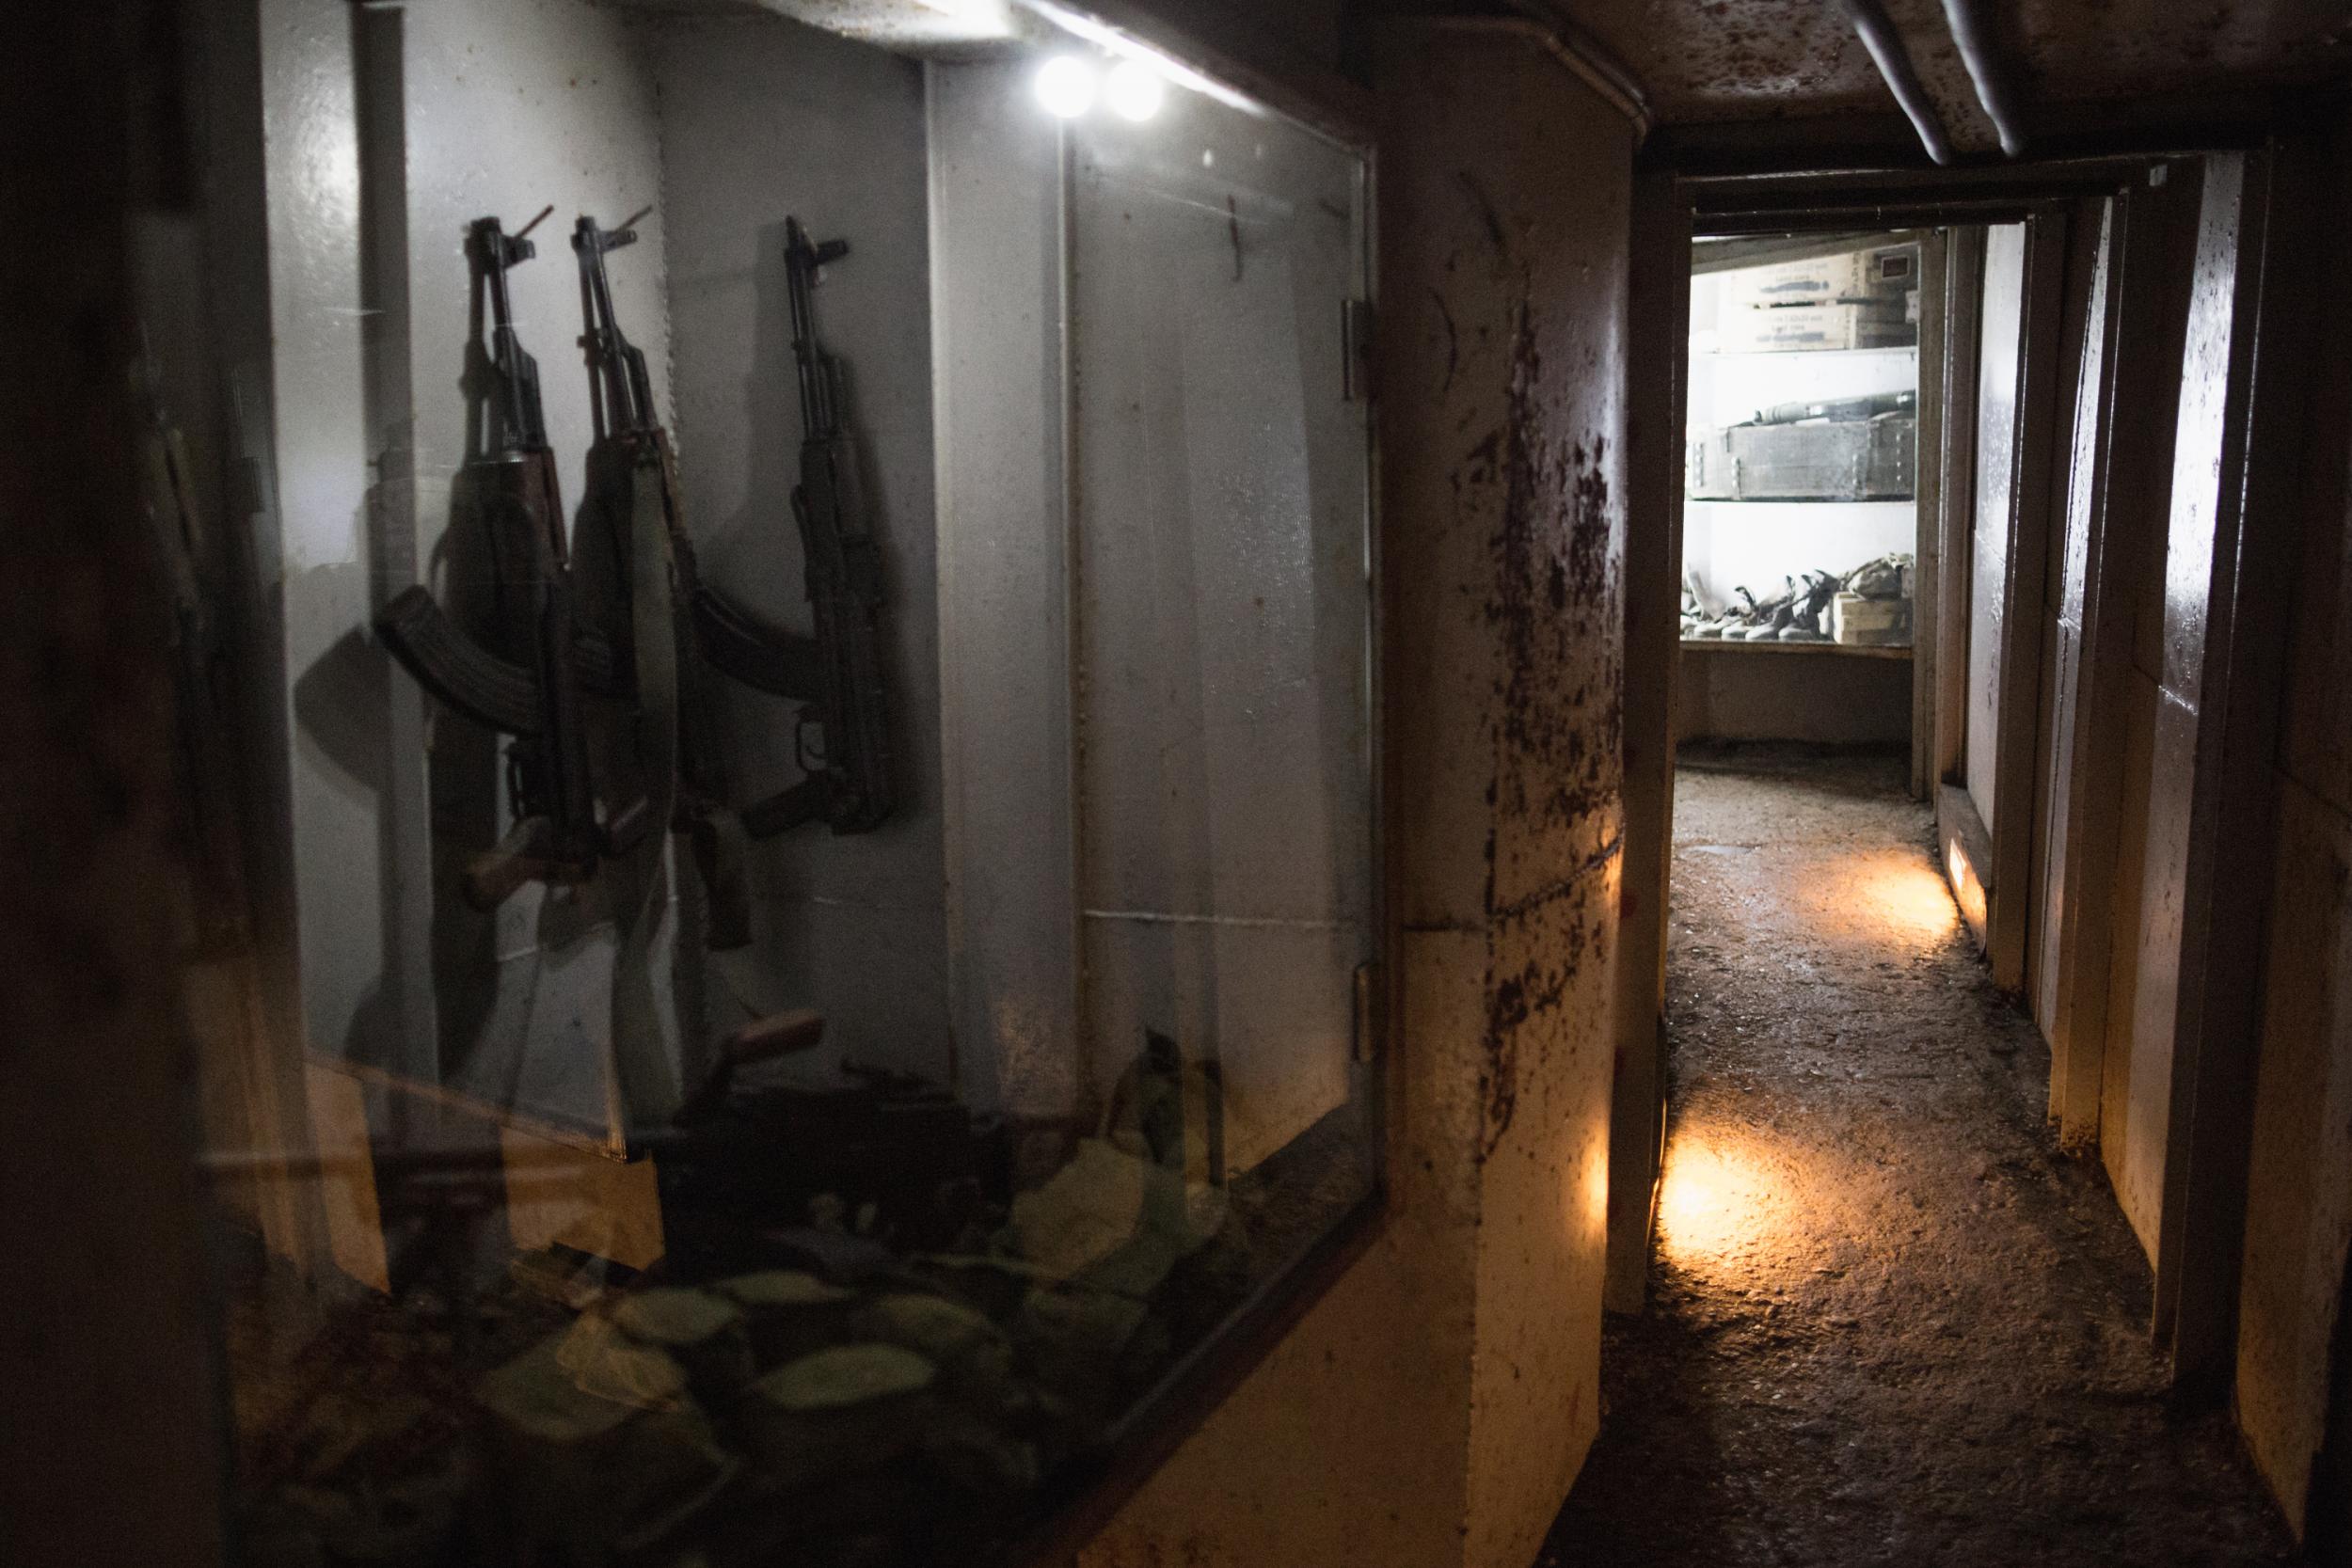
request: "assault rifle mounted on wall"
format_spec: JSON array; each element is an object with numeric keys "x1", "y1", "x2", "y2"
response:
[
  {"x1": 572, "y1": 207, "x2": 758, "y2": 948},
  {"x1": 734, "y1": 215, "x2": 896, "y2": 839},
  {"x1": 376, "y1": 207, "x2": 646, "y2": 911},
  {"x1": 376, "y1": 204, "x2": 898, "y2": 921},
  {"x1": 567, "y1": 208, "x2": 898, "y2": 849}
]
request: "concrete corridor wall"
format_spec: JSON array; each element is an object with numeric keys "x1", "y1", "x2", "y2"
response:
[
  {"x1": 1080, "y1": 20, "x2": 1634, "y2": 1568},
  {"x1": 2238, "y1": 118, "x2": 2352, "y2": 1543},
  {"x1": 1994, "y1": 129, "x2": 2352, "y2": 1544}
]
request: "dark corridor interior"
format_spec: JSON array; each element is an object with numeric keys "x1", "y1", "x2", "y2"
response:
[
  {"x1": 1547, "y1": 747, "x2": 2287, "y2": 1566},
  {"x1": 24, "y1": 5, "x2": 2352, "y2": 1565}
]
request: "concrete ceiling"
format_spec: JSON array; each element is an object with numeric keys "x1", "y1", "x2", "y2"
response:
[{"x1": 1537, "y1": 0, "x2": 2352, "y2": 149}]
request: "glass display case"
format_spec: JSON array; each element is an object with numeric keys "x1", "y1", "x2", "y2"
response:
[
  {"x1": 1682, "y1": 237, "x2": 1919, "y2": 654},
  {"x1": 166, "y1": 4, "x2": 1380, "y2": 1563}
]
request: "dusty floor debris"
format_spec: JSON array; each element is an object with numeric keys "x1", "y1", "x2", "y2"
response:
[{"x1": 1542, "y1": 746, "x2": 2290, "y2": 1567}]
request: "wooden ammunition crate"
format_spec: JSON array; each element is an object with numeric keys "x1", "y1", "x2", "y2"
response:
[
  {"x1": 1685, "y1": 415, "x2": 1916, "y2": 501},
  {"x1": 1831, "y1": 592, "x2": 1913, "y2": 646},
  {"x1": 1722, "y1": 244, "x2": 1920, "y2": 313},
  {"x1": 1717, "y1": 299, "x2": 1915, "y2": 354}
]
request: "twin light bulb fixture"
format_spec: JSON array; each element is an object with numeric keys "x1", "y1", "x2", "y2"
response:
[{"x1": 1033, "y1": 54, "x2": 1167, "y2": 122}]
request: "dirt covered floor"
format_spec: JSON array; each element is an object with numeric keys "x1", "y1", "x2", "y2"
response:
[{"x1": 1542, "y1": 746, "x2": 2290, "y2": 1567}]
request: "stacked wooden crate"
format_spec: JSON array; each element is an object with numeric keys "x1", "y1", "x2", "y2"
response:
[{"x1": 1716, "y1": 242, "x2": 1917, "y2": 354}]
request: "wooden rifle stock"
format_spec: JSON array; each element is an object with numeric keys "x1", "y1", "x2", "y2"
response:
[{"x1": 674, "y1": 1007, "x2": 827, "y2": 1126}]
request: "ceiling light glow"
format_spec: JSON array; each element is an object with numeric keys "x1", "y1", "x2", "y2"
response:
[
  {"x1": 1104, "y1": 57, "x2": 1166, "y2": 121},
  {"x1": 1033, "y1": 55, "x2": 1098, "y2": 119}
]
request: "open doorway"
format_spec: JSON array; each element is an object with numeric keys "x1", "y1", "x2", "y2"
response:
[
  {"x1": 1677, "y1": 233, "x2": 1926, "y2": 760},
  {"x1": 1556, "y1": 207, "x2": 2296, "y2": 1563}
]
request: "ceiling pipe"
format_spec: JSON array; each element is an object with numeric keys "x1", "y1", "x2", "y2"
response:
[
  {"x1": 1502, "y1": 4, "x2": 1654, "y2": 140},
  {"x1": 1840, "y1": 0, "x2": 1956, "y2": 165},
  {"x1": 1942, "y1": 0, "x2": 2029, "y2": 156}
]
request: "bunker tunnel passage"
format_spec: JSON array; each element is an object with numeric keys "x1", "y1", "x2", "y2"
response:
[{"x1": 1544, "y1": 745, "x2": 2288, "y2": 1567}]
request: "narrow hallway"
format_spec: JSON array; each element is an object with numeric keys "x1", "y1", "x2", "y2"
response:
[{"x1": 1544, "y1": 747, "x2": 2289, "y2": 1566}]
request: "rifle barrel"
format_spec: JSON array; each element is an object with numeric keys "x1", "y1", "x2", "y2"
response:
[
  {"x1": 786, "y1": 217, "x2": 834, "y2": 439},
  {"x1": 473, "y1": 214, "x2": 548, "y2": 456},
  {"x1": 577, "y1": 214, "x2": 656, "y2": 436}
]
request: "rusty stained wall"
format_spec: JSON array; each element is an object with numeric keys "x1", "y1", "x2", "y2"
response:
[
  {"x1": 2007, "y1": 0, "x2": 2352, "y2": 103},
  {"x1": 1448, "y1": 22, "x2": 1629, "y2": 1554},
  {"x1": 1542, "y1": 0, "x2": 1885, "y2": 120},
  {"x1": 1080, "y1": 20, "x2": 1631, "y2": 1568},
  {"x1": 2236, "y1": 114, "x2": 2352, "y2": 1541},
  {"x1": 1526, "y1": 0, "x2": 1994, "y2": 148}
]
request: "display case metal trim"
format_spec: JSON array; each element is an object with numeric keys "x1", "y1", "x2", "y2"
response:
[{"x1": 1009, "y1": 1185, "x2": 1390, "y2": 1565}]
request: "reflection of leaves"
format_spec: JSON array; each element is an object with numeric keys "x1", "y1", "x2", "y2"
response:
[{"x1": 293, "y1": 624, "x2": 390, "y2": 792}]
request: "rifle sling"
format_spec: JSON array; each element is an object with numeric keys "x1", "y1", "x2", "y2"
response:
[
  {"x1": 606, "y1": 446, "x2": 687, "y2": 1139},
  {"x1": 641, "y1": 430, "x2": 753, "y2": 954}
]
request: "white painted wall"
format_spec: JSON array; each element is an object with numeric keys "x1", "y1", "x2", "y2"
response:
[
  {"x1": 929, "y1": 61, "x2": 1080, "y2": 1124},
  {"x1": 276, "y1": 0, "x2": 949, "y2": 1131},
  {"x1": 1967, "y1": 223, "x2": 2027, "y2": 836},
  {"x1": 929, "y1": 59, "x2": 1378, "y2": 1150},
  {"x1": 1683, "y1": 276, "x2": 1916, "y2": 615},
  {"x1": 401, "y1": 1, "x2": 674, "y2": 539},
  {"x1": 261, "y1": 0, "x2": 394, "y2": 1088},
  {"x1": 1682, "y1": 501, "x2": 1915, "y2": 615},
  {"x1": 1065, "y1": 77, "x2": 1374, "y2": 1172},
  {"x1": 261, "y1": 0, "x2": 1377, "y2": 1180},
  {"x1": 393, "y1": 0, "x2": 683, "y2": 1133}
]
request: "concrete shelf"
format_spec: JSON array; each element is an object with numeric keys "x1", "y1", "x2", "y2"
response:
[
  {"x1": 1695, "y1": 344, "x2": 1919, "y2": 358},
  {"x1": 1683, "y1": 495, "x2": 1917, "y2": 506},
  {"x1": 1681, "y1": 638, "x2": 1914, "y2": 659}
]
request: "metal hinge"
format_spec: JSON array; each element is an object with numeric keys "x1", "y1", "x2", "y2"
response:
[
  {"x1": 1342, "y1": 297, "x2": 1375, "y2": 404},
  {"x1": 1353, "y1": 960, "x2": 1385, "y2": 1064}
]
